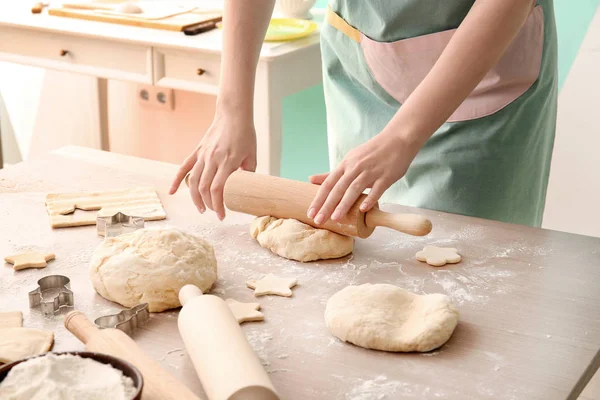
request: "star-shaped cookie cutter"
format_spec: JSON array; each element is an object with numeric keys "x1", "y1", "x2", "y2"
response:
[
  {"x1": 94, "y1": 303, "x2": 150, "y2": 336},
  {"x1": 28, "y1": 275, "x2": 74, "y2": 315},
  {"x1": 96, "y1": 211, "x2": 145, "y2": 237}
]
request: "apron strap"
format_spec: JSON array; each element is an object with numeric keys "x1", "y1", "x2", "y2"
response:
[{"x1": 326, "y1": 5, "x2": 361, "y2": 43}]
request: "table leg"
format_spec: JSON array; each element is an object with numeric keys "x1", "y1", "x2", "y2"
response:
[
  {"x1": 254, "y1": 63, "x2": 282, "y2": 176},
  {"x1": 97, "y1": 77, "x2": 110, "y2": 151}
]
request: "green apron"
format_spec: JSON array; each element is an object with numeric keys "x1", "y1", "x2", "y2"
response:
[{"x1": 321, "y1": 1, "x2": 558, "y2": 227}]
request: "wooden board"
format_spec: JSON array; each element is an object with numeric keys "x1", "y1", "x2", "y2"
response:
[
  {"x1": 1, "y1": 146, "x2": 600, "y2": 400},
  {"x1": 45, "y1": 187, "x2": 167, "y2": 228},
  {"x1": 48, "y1": 7, "x2": 222, "y2": 32}
]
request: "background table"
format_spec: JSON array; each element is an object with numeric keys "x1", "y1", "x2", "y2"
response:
[
  {"x1": 0, "y1": 2, "x2": 323, "y2": 175},
  {"x1": 0, "y1": 147, "x2": 599, "y2": 399}
]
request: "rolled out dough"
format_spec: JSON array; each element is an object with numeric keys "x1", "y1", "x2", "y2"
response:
[
  {"x1": 90, "y1": 228, "x2": 217, "y2": 312},
  {"x1": 250, "y1": 216, "x2": 354, "y2": 262},
  {"x1": 325, "y1": 283, "x2": 459, "y2": 352},
  {"x1": 0, "y1": 328, "x2": 54, "y2": 364},
  {"x1": 0, "y1": 311, "x2": 23, "y2": 329}
]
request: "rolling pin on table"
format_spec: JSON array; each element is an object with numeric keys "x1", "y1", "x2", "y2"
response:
[{"x1": 1, "y1": 147, "x2": 599, "y2": 400}]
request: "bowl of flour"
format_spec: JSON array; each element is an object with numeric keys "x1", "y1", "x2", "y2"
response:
[{"x1": 0, "y1": 352, "x2": 143, "y2": 400}]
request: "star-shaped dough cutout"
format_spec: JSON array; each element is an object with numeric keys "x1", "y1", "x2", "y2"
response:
[
  {"x1": 4, "y1": 252, "x2": 55, "y2": 271},
  {"x1": 246, "y1": 273, "x2": 298, "y2": 297},
  {"x1": 416, "y1": 246, "x2": 461, "y2": 267},
  {"x1": 225, "y1": 299, "x2": 264, "y2": 323}
]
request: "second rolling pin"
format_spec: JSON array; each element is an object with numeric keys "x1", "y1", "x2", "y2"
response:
[{"x1": 178, "y1": 285, "x2": 279, "y2": 400}]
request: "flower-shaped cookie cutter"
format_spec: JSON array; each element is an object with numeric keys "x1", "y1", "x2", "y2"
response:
[
  {"x1": 94, "y1": 303, "x2": 150, "y2": 336},
  {"x1": 28, "y1": 275, "x2": 74, "y2": 315},
  {"x1": 96, "y1": 211, "x2": 145, "y2": 237}
]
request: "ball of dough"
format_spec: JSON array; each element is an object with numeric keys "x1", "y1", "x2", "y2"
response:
[
  {"x1": 325, "y1": 283, "x2": 459, "y2": 352},
  {"x1": 90, "y1": 228, "x2": 217, "y2": 312},
  {"x1": 250, "y1": 216, "x2": 353, "y2": 262}
]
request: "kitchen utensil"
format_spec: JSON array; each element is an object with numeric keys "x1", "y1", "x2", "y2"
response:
[
  {"x1": 94, "y1": 303, "x2": 149, "y2": 336},
  {"x1": 29, "y1": 275, "x2": 74, "y2": 315},
  {"x1": 64, "y1": 311, "x2": 200, "y2": 400},
  {"x1": 189, "y1": 170, "x2": 432, "y2": 238},
  {"x1": 178, "y1": 285, "x2": 279, "y2": 400}
]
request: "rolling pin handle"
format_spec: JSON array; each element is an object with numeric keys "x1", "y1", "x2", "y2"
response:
[
  {"x1": 64, "y1": 310, "x2": 100, "y2": 344},
  {"x1": 179, "y1": 284, "x2": 203, "y2": 306},
  {"x1": 365, "y1": 208, "x2": 432, "y2": 236}
]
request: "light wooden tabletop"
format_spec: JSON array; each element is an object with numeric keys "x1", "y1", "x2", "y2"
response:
[
  {"x1": 1, "y1": 146, "x2": 599, "y2": 400},
  {"x1": 0, "y1": 2, "x2": 322, "y2": 59}
]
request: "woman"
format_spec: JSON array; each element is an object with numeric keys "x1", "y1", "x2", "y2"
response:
[{"x1": 170, "y1": 0, "x2": 557, "y2": 228}]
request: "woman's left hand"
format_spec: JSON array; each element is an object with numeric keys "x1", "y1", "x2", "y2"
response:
[{"x1": 307, "y1": 131, "x2": 419, "y2": 225}]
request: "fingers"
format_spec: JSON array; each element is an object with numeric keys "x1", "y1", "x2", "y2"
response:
[
  {"x1": 188, "y1": 159, "x2": 206, "y2": 213},
  {"x1": 360, "y1": 181, "x2": 387, "y2": 212},
  {"x1": 241, "y1": 155, "x2": 257, "y2": 172},
  {"x1": 309, "y1": 172, "x2": 329, "y2": 185},
  {"x1": 331, "y1": 174, "x2": 368, "y2": 221},
  {"x1": 199, "y1": 161, "x2": 218, "y2": 212},
  {"x1": 307, "y1": 169, "x2": 343, "y2": 220},
  {"x1": 311, "y1": 170, "x2": 359, "y2": 225},
  {"x1": 211, "y1": 164, "x2": 237, "y2": 221},
  {"x1": 170, "y1": 155, "x2": 196, "y2": 194}
]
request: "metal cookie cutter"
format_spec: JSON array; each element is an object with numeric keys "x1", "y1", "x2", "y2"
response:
[
  {"x1": 97, "y1": 212, "x2": 145, "y2": 237},
  {"x1": 94, "y1": 303, "x2": 150, "y2": 336},
  {"x1": 29, "y1": 275, "x2": 74, "y2": 315}
]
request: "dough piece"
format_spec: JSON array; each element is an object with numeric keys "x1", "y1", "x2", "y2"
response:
[
  {"x1": 325, "y1": 283, "x2": 459, "y2": 352},
  {"x1": 250, "y1": 216, "x2": 354, "y2": 262},
  {"x1": 225, "y1": 299, "x2": 264, "y2": 324},
  {"x1": 0, "y1": 328, "x2": 54, "y2": 363},
  {"x1": 4, "y1": 251, "x2": 55, "y2": 271},
  {"x1": 116, "y1": 2, "x2": 143, "y2": 14},
  {"x1": 416, "y1": 246, "x2": 461, "y2": 267},
  {"x1": 90, "y1": 228, "x2": 217, "y2": 312},
  {"x1": 246, "y1": 273, "x2": 298, "y2": 297},
  {"x1": 45, "y1": 187, "x2": 166, "y2": 229},
  {"x1": 0, "y1": 311, "x2": 23, "y2": 329}
]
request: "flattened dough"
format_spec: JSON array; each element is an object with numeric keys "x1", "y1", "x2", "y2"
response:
[
  {"x1": 250, "y1": 216, "x2": 353, "y2": 262},
  {"x1": 4, "y1": 252, "x2": 55, "y2": 271},
  {"x1": 0, "y1": 328, "x2": 54, "y2": 363},
  {"x1": 0, "y1": 312, "x2": 23, "y2": 329},
  {"x1": 246, "y1": 273, "x2": 298, "y2": 297},
  {"x1": 45, "y1": 187, "x2": 166, "y2": 229},
  {"x1": 90, "y1": 228, "x2": 217, "y2": 312},
  {"x1": 325, "y1": 283, "x2": 459, "y2": 352},
  {"x1": 416, "y1": 246, "x2": 461, "y2": 267},
  {"x1": 225, "y1": 299, "x2": 264, "y2": 323}
]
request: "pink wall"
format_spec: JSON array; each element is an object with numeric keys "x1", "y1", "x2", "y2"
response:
[{"x1": 108, "y1": 80, "x2": 215, "y2": 165}]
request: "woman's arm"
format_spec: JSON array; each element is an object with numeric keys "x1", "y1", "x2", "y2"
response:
[
  {"x1": 170, "y1": 0, "x2": 275, "y2": 220},
  {"x1": 308, "y1": 0, "x2": 536, "y2": 225}
]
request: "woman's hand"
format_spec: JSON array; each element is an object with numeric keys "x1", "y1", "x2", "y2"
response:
[
  {"x1": 307, "y1": 131, "x2": 419, "y2": 225},
  {"x1": 169, "y1": 111, "x2": 257, "y2": 220}
]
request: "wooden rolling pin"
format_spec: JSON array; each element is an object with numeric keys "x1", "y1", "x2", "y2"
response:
[
  {"x1": 187, "y1": 170, "x2": 432, "y2": 238},
  {"x1": 64, "y1": 310, "x2": 200, "y2": 400},
  {"x1": 178, "y1": 285, "x2": 279, "y2": 400}
]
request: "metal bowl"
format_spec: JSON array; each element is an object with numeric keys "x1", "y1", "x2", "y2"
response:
[{"x1": 0, "y1": 351, "x2": 143, "y2": 400}]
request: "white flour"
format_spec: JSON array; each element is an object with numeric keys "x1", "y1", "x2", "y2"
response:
[{"x1": 0, "y1": 353, "x2": 136, "y2": 400}]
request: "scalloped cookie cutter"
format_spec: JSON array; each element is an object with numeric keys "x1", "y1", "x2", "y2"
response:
[
  {"x1": 97, "y1": 211, "x2": 145, "y2": 237},
  {"x1": 94, "y1": 303, "x2": 150, "y2": 336},
  {"x1": 28, "y1": 275, "x2": 74, "y2": 315}
]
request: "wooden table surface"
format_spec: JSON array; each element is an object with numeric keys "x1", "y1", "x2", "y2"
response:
[{"x1": 1, "y1": 147, "x2": 599, "y2": 400}]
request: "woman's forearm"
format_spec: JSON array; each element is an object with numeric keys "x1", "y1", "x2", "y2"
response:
[
  {"x1": 385, "y1": 0, "x2": 535, "y2": 150},
  {"x1": 217, "y1": 0, "x2": 275, "y2": 120}
]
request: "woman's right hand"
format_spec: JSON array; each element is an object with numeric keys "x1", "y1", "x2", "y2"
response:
[{"x1": 169, "y1": 110, "x2": 257, "y2": 220}]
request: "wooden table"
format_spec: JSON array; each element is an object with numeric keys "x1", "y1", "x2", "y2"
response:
[
  {"x1": 1, "y1": 147, "x2": 599, "y2": 400},
  {"x1": 0, "y1": 2, "x2": 323, "y2": 175}
]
